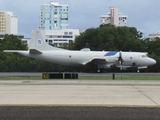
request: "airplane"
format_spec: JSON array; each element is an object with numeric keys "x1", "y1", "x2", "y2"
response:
[{"x1": 4, "y1": 29, "x2": 156, "y2": 72}]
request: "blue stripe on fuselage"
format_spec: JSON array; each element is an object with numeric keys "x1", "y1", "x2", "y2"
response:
[{"x1": 104, "y1": 51, "x2": 117, "y2": 56}]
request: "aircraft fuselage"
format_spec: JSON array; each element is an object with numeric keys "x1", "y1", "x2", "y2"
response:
[{"x1": 19, "y1": 50, "x2": 156, "y2": 69}]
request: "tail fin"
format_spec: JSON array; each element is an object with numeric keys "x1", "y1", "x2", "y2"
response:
[{"x1": 29, "y1": 29, "x2": 67, "y2": 51}]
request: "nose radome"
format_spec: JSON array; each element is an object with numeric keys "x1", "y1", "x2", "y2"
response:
[
  {"x1": 153, "y1": 59, "x2": 156, "y2": 64},
  {"x1": 150, "y1": 59, "x2": 156, "y2": 65}
]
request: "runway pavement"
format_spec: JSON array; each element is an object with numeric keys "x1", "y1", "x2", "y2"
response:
[
  {"x1": 0, "y1": 80, "x2": 160, "y2": 106},
  {"x1": 0, "y1": 79, "x2": 160, "y2": 119}
]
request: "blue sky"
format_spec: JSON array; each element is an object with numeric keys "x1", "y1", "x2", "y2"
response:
[{"x1": 0, "y1": 0, "x2": 160, "y2": 38}]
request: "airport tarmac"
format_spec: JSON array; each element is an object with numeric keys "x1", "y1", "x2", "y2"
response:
[
  {"x1": 0, "y1": 80, "x2": 160, "y2": 107},
  {"x1": 0, "y1": 72, "x2": 159, "y2": 77}
]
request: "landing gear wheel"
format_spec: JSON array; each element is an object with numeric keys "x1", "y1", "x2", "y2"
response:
[{"x1": 97, "y1": 69, "x2": 101, "y2": 73}]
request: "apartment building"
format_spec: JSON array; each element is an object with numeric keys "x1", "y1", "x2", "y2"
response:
[
  {"x1": 0, "y1": 11, "x2": 18, "y2": 34},
  {"x1": 99, "y1": 7, "x2": 128, "y2": 26}
]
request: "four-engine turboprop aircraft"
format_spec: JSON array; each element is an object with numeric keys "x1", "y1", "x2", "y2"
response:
[{"x1": 4, "y1": 30, "x2": 156, "y2": 72}]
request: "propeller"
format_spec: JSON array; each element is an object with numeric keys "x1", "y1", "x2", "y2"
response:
[{"x1": 118, "y1": 51, "x2": 124, "y2": 70}]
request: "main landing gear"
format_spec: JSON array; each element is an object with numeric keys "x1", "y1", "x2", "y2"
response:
[{"x1": 97, "y1": 69, "x2": 101, "y2": 73}]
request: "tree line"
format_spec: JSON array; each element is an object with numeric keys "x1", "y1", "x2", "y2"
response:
[{"x1": 0, "y1": 24, "x2": 159, "y2": 72}]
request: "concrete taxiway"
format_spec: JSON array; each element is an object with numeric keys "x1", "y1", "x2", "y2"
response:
[{"x1": 0, "y1": 80, "x2": 160, "y2": 107}]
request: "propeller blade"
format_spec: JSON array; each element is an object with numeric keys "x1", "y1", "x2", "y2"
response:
[
  {"x1": 118, "y1": 51, "x2": 123, "y2": 70},
  {"x1": 118, "y1": 51, "x2": 123, "y2": 63}
]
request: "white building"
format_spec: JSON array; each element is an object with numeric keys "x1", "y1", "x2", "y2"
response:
[
  {"x1": 0, "y1": 11, "x2": 18, "y2": 34},
  {"x1": 31, "y1": 29, "x2": 80, "y2": 47},
  {"x1": 99, "y1": 7, "x2": 127, "y2": 26},
  {"x1": 147, "y1": 31, "x2": 160, "y2": 40}
]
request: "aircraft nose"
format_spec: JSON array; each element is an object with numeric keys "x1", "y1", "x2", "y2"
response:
[{"x1": 149, "y1": 58, "x2": 156, "y2": 65}]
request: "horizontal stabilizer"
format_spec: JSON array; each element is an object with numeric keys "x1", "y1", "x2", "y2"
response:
[
  {"x1": 29, "y1": 49, "x2": 42, "y2": 54},
  {"x1": 3, "y1": 50, "x2": 22, "y2": 53}
]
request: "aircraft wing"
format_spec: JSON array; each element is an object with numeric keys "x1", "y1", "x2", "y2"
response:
[{"x1": 81, "y1": 57, "x2": 108, "y2": 65}]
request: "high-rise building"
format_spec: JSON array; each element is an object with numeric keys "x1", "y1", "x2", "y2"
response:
[
  {"x1": 0, "y1": 11, "x2": 18, "y2": 34},
  {"x1": 99, "y1": 7, "x2": 127, "y2": 26},
  {"x1": 40, "y1": 2, "x2": 68, "y2": 30}
]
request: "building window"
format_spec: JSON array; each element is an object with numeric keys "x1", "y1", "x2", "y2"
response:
[
  {"x1": 64, "y1": 32, "x2": 68, "y2": 35},
  {"x1": 69, "y1": 32, "x2": 72, "y2": 35},
  {"x1": 63, "y1": 36, "x2": 73, "y2": 38},
  {"x1": 54, "y1": 43, "x2": 58, "y2": 47},
  {"x1": 49, "y1": 40, "x2": 52, "y2": 45},
  {"x1": 61, "y1": 18, "x2": 68, "y2": 20},
  {"x1": 59, "y1": 43, "x2": 63, "y2": 46},
  {"x1": 57, "y1": 36, "x2": 62, "y2": 38}
]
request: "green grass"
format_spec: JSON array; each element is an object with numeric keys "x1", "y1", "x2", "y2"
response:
[
  {"x1": 79, "y1": 76, "x2": 160, "y2": 80},
  {"x1": 114, "y1": 76, "x2": 160, "y2": 80},
  {"x1": 0, "y1": 76, "x2": 42, "y2": 80},
  {"x1": 0, "y1": 75, "x2": 160, "y2": 80}
]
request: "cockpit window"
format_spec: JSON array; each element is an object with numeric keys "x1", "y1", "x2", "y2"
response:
[{"x1": 142, "y1": 55, "x2": 148, "y2": 58}]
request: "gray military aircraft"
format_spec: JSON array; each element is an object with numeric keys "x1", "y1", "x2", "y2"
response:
[{"x1": 4, "y1": 30, "x2": 156, "y2": 72}]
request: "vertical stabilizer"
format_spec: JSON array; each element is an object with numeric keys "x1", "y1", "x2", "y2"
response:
[{"x1": 29, "y1": 29, "x2": 67, "y2": 51}]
